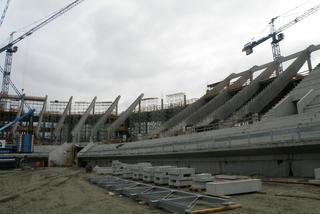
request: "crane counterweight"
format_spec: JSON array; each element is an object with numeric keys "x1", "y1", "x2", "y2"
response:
[{"x1": 242, "y1": 2, "x2": 320, "y2": 73}]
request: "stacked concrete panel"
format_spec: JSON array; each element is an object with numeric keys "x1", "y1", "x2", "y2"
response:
[
  {"x1": 122, "y1": 164, "x2": 135, "y2": 179},
  {"x1": 93, "y1": 166, "x2": 113, "y2": 175},
  {"x1": 142, "y1": 166, "x2": 157, "y2": 182},
  {"x1": 153, "y1": 166, "x2": 176, "y2": 185},
  {"x1": 132, "y1": 162, "x2": 152, "y2": 180},
  {"x1": 206, "y1": 179, "x2": 261, "y2": 196},
  {"x1": 168, "y1": 167, "x2": 195, "y2": 187},
  {"x1": 112, "y1": 160, "x2": 126, "y2": 176},
  {"x1": 191, "y1": 173, "x2": 214, "y2": 190}
]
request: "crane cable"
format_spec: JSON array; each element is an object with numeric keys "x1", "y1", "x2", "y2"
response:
[{"x1": 278, "y1": 0, "x2": 315, "y2": 18}]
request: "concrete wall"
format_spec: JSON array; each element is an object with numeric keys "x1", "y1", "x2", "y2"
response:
[{"x1": 49, "y1": 143, "x2": 75, "y2": 167}]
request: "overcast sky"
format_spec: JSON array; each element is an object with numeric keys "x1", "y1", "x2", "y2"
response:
[{"x1": 1, "y1": 0, "x2": 320, "y2": 110}]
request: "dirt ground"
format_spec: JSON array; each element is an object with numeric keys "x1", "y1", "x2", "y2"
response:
[{"x1": 0, "y1": 168, "x2": 319, "y2": 214}]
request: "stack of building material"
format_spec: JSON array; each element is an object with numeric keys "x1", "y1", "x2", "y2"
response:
[
  {"x1": 122, "y1": 164, "x2": 135, "y2": 179},
  {"x1": 191, "y1": 173, "x2": 214, "y2": 191},
  {"x1": 112, "y1": 160, "x2": 126, "y2": 176},
  {"x1": 154, "y1": 166, "x2": 176, "y2": 185},
  {"x1": 168, "y1": 167, "x2": 195, "y2": 188},
  {"x1": 132, "y1": 162, "x2": 152, "y2": 180},
  {"x1": 206, "y1": 179, "x2": 262, "y2": 196},
  {"x1": 142, "y1": 166, "x2": 157, "y2": 182},
  {"x1": 93, "y1": 166, "x2": 113, "y2": 175}
]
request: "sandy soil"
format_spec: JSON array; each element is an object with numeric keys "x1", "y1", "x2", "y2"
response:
[{"x1": 0, "y1": 168, "x2": 319, "y2": 214}]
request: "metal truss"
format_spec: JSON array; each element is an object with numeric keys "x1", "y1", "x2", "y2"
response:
[{"x1": 87, "y1": 176, "x2": 241, "y2": 214}]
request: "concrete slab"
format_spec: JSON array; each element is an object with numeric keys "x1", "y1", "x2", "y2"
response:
[
  {"x1": 206, "y1": 179, "x2": 261, "y2": 196},
  {"x1": 93, "y1": 166, "x2": 113, "y2": 175},
  {"x1": 169, "y1": 179, "x2": 192, "y2": 187},
  {"x1": 111, "y1": 160, "x2": 126, "y2": 176},
  {"x1": 132, "y1": 162, "x2": 152, "y2": 180},
  {"x1": 315, "y1": 168, "x2": 320, "y2": 180},
  {"x1": 143, "y1": 166, "x2": 157, "y2": 182},
  {"x1": 122, "y1": 164, "x2": 135, "y2": 179},
  {"x1": 214, "y1": 174, "x2": 250, "y2": 180},
  {"x1": 192, "y1": 173, "x2": 214, "y2": 189},
  {"x1": 168, "y1": 167, "x2": 195, "y2": 179}
]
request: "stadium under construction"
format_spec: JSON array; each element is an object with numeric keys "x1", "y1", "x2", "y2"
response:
[{"x1": 0, "y1": 44, "x2": 319, "y2": 178}]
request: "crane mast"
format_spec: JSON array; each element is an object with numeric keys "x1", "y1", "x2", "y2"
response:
[
  {"x1": 2, "y1": 33, "x2": 16, "y2": 96},
  {"x1": 242, "y1": 2, "x2": 320, "y2": 74}
]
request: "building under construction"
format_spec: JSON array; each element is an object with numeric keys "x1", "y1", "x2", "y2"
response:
[{"x1": 0, "y1": 44, "x2": 319, "y2": 179}]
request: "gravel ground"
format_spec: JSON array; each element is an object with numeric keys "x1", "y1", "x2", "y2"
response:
[{"x1": 0, "y1": 168, "x2": 319, "y2": 214}]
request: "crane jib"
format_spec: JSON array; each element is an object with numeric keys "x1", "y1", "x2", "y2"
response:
[{"x1": 0, "y1": 0, "x2": 85, "y2": 54}]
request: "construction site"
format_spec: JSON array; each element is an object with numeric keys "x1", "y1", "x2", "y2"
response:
[{"x1": 0, "y1": 0, "x2": 320, "y2": 214}]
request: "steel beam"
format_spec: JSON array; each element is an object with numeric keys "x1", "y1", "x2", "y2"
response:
[
  {"x1": 90, "y1": 95, "x2": 120, "y2": 142},
  {"x1": 87, "y1": 176, "x2": 240, "y2": 214},
  {"x1": 54, "y1": 96, "x2": 73, "y2": 141},
  {"x1": 35, "y1": 95, "x2": 47, "y2": 138},
  {"x1": 106, "y1": 94, "x2": 144, "y2": 140},
  {"x1": 0, "y1": 94, "x2": 46, "y2": 101},
  {"x1": 71, "y1": 96, "x2": 97, "y2": 143}
]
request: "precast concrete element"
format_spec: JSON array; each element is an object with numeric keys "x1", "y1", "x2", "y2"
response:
[
  {"x1": 315, "y1": 168, "x2": 320, "y2": 180},
  {"x1": 186, "y1": 71, "x2": 252, "y2": 126},
  {"x1": 93, "y1": 166, "x2": 113, "y2": 175},
  {"x1": 112, "y1": 160, "x2": 126, "y2": 176},
  {"x1": 54, "y1": 96, "x2": 72, "y2": 140},
  {"x1": 48, "y1": 142, "x2": 75, "y2": 167},
  {"x1": 151, "y1": 73, "x2": 235, "y2": 136},
  {"x1": 143, "y1": 166, "x2": 157, "y2": 182},
  {"x1": 122, "y1": 164, "x2": 135, "y2": 179},
  {"x1": 206, "y1": 179, "x2": 261, "y2": 196},
  {"x1": 90, "y1": 95, "x2": 120, "y2": 142},
  {"x1": 106, "y1": 94, "x2": 144, "y2": 139},
  {"x1": 168, "y1": 167, "x2": 195, "y2": 187},
  {"x1": 154, "y1": 166, "x2": 176, "y2": 185},
  {"x1": 35, "y1": 95, "x2": 47, "y2": 138},
  {"x1": 247, "y1": 50, "x2": 309, "y2": 114},
  {"x1": 219, "y1": 50, "x2": 309, "y2": 125},
  {"x1": 192, "y1": 173, "x2": 214, "y2": 190},
  {"x1": 132, "y1": 162, "x2": 152, "y2": 180},
  {"x1": 71, "y1": 96, "x2": 97, "y2": 143},
  {"x1": 264, "y1": 67, "x2": 320, "y2": 118},
  {"x1": 202, "y1": 62, "x2": 277, "y2": 126}
]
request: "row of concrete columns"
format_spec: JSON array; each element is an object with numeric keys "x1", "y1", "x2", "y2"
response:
[{"x1": 13, "y1": 93, "x2": 144, "y2": 143}]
